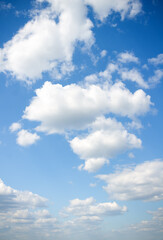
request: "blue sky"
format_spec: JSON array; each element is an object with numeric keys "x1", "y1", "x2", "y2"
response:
[{"x1": 0, "y1": 0, "x2": 163, "y2": 239}]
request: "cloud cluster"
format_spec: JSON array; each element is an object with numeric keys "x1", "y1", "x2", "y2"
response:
[
  {"x1": 70, "y1": 117, "x2": 141, "y2": 172},
  {"x1": 0, "y1": 179, "x2": 127, "y2": 240},
  {"x1": 97, "y1": 160, "x2": 163, "y2": 201},
  {"x1": 0, "y1": 0, "x2": 94, "y2": 82},
  {"x1": 86, "y1": 52, "x2": 151, "y2": 89},
  {"x1": 0, "y1": 179, "x2": 59, "y2": 239},
  {"x1": 20, "y1": 71, "x2": 152, "y2": 170},
  {"x1": 0, "y1": 0, "x2": 142, "y2": 83}
]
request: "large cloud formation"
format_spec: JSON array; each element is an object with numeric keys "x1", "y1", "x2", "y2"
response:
[{"x1": 21, "y1": 80, "x2": 152, "y2": 171}]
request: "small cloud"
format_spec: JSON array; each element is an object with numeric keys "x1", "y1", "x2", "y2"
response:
[
  {"x1": 100, "y1": 50, "x2": 107, "y2": 58},
  {"x1": 16, "y1": 129, "x2": 40, "y2": 147},
  {"x1": 78, "y1": 164, "x2": 84, "y2": 171},
  {"x1": 9, "y1": 122, "x2": 22, "y2": 132},
  {"x1": 89, "y1": 183, "x2": 96, "y2": 187},
  {"x1": 119, "y1": 68, "x2": 149, "y2": 89},
  {"x1": 0, "y1": 2, "x2": 13, "y2": 10},
  {"x1": 128, "y1": 120, "x2": 143, "y2": 129},
  {"x1": 142, "y1": 64, "x2": 148, "y2": 70},
  {"x1": 128, "y1": 152, "x2": 135, "y2": 159},
  {"x1": 148, "y1": 69, "x2": 163, "y2": 87},
  {"x1": 148, "y1": 54, "x2": 163, "y2": 65},
  {"x1": 118, "y1": 51, "x2": 139, "y2": 64}
]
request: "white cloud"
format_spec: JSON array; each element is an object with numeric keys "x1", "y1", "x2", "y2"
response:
[
  {"x1": 100, "y1": 81, "x2": 151, "y2": 118},
  {"x1": 0, "y1": 0, "x2": 143, "y2": 83},
  {"x1": 23, "y1": 81, "x2": 110, "y2": 134},
  {"x1": 64, "y1": 197, "x2": 127, "y2": 217},
  {"x1": 99, "y1": 63, "x2": 118, "y2": 80},
  {"x1": 0, "y1": 0, "x2": 94, "y2": 82},
  {"x1": 148, "y1": 53, "x2": 163, "y2": 65},
  {"x1": 16, "y1": 129, "x2": 40, "y2": 146},
  {"x1": 118, "y1": 51, "x2": 139, "y2": 63},
  {"x1": 85, "y1": 0, "x2": 142, "y2": 21},
  {"x1": 120, "y1": 68, "x2": 149, "y2": 88},
  {"x1": 97, "y1": 160, "x2": 163, "y2": 201},
  {"x1": 23, "y1": 81, "x2": 152, "y2": 135},
  {"x1": 9, "y1": 122, "x2": 22, "y2": 132},
  {"x1": 70, "y1": 117, "x2": 142, "y2": 172},
  {"x1": 0, "y1": 178, "x2": 47, "y2": 211},
  {"x1": 100, "y1": 50, "x2": 107, "y2": 58},
  {"x1": 148, "y1": 69, "x2": 163, "y2": 87},
  {"x1": 82, "y1": 158, "x2": 109, "y2": 172}
]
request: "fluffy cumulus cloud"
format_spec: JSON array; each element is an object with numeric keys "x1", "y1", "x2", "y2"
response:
[
  {"x1": 63, "y1": 197, "x2": 127, "y2": 217},
  {"x1": 70, "y1": 117, "x2": 141, "y2": 172},
  {"x1": 97, "y1": 160, "x2": 163, "y2": 201},
  {"x1": 0, "y1": 0, "x2": 94, "y2": 82},
  {"x1": 16, "y1": 129, "x2": 40, "y2": 146},
  {"x1": 118, "y1": 51, "x2": 139, "y2": 63},
  {"x1": 148, "y1": 53, "x2": 163, "y2": 65},
  {"x1": 23, "y1": 81, "x2": 152, "y2": 134},
  {"x1": 85, "y1": 0, "x2": 142, "y2": 21}
]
